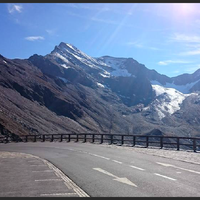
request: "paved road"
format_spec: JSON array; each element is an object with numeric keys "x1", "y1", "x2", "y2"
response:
[
  {"x1": 0, "y1": 151, "x2": 88, "y2": 197},
  {"x1": 0, "y1": 142, "x2": 200, "y2": 197}
]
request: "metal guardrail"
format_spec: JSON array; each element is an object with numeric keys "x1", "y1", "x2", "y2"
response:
[
  {"x1": 1, "y1": 133, "x2": 200, "y2": 152},
  {"x1": 0, "y1": 136, "x2": 5, "y2": 143}
]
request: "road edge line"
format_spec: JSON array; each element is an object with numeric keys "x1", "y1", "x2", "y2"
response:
[{"x1": 9, "y1": 152, "x2": 90, "y2": 197}]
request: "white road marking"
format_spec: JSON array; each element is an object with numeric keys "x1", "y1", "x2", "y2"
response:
[
  {"x1": 112, "y1": 160, "x2": 122, "y2": 164},
  {"x1": 93, "y1": 168, "x2": 137, "y2": 187},
  {"x1": 176, "y1": 172, "x2": 182, "y2": 174},
  {"x1": 28, "y1": 160, "x2": 41, "y2": 163},
  {"x1": 129, "y1": 165, "x2": 145, "y2": 171},
  {"x1": 64, "y1": 182, "x2": 72, "y2": 190},
  {"x1": 113, "y1": 177, "x2": 137, "y2": 187},
  {"x1": 32, "y1": 170, "x2": 54, "y2": 173},
  {"x1": 157, "y1": 162, "x2": 200, "y2": 175},
  {"x1": 154, "y1": 173, "x2": 176, "y2": 181},
  {"x1": 1, "y1": 151, "x2": 89, "y2": 197},
  {"x1": 45, "y1": 161, "x2": 89, "y2": 197},
  {"x1": 40, "y1": 193, "x2": 77, "y2": 197},
  {"x1": 156, "y1": 162, "x2": 173, "y2": 167},
  {"x1": 55, "y1": 172, "x2": 60, "y2": 177},
  {"x1": 35, "y1": 179, "x2": 63, "y2": 182},
  {"x1": 93, "y1": 168, "x2": 117, "y2": 178},
  {"x1": 89, "y1": 153, "x2": 110, "y2": 160}
]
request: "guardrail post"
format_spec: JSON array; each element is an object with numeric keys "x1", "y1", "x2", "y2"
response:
[
  {"x1": 25, "y1": 135, "x2": 28, "y2": 142},
  {"x1": 92, "y1": 134, "x2": 95, "y2": 143},
  {"x1": 5, "y1": 136, "x2": 9, "y2": 144},
  {"x1": 160, "y1": 137, "x2": 163, "y2": 149},
  {"x1": 51, "y1": 135, "x2": 54, "y2": 142},
  {"x1": 60, "y1": 134, "x2": 63, "y2": 142},
  {"x1": 177, "y1": 138, "x2": 180, "y2": 150},
  {"x1": 100, "y1": 135, "x2": 103, "y2": 144},
  {"x1": 146, "y1": 136, "x2": 149, "y2": 148},
  {"x1": 121, "y1": 135, "x2": 124, "y2": 146},
  {"x1": 193, "y1": 139, "x2": 196, "y2": 152},
  {"x1": 34, "y1": 135, "x2": 36, "y2": 142},
  {"x1": 67, "y1": 134, "x2": 71, "y2": 142},
  {"x1": 109, "y1": 135, "x2": 113, "y2": 145},
  {"x1": 132, "y1": 136, "x2": 136, "y2": 146},
  {"x1": 76, "y1": 134, "x2": 79, "y2": 142},
  {"x1": 42, "y1": 135, "x2": 45, "y2": 142},
  {"x1": 83, "y1": 134, "x2": 86, "y2": 143}
]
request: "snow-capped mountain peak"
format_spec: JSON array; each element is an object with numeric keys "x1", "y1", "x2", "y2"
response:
[
  {"x1": 51, "y1": 42, "x2": 100, "y2": 69},
  {"x1": 50, "y1": 42, "x2": 134, "y2": 78},
  {"x1": 58, "y1": 42, "x2": 78, "y2": 51}
]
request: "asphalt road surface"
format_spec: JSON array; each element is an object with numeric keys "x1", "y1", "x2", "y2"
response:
[{"x1": 0, "y1": 142, "x2": 200, "y2": 197}]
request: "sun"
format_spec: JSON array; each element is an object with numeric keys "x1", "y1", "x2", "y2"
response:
[{"x1": 172, "y1": 3, "x2": 196, "y2": 16}]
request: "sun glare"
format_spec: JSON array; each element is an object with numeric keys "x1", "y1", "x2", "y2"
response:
[{"x1": 172, "y1": 3, "x2": 196, "y2": 16}]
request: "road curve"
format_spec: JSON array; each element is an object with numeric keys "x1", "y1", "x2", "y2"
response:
[{"x1": 0, "y1": 142, "x2": 200, "y2": 197}]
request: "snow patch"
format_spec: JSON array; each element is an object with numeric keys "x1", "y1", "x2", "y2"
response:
[
  {"x1": 3, "y1": 60, "x2": 7, "y2": 64},
  {"x1": 60, "y1": 64, "x2": 70, "y2": 69},
  {"x1": 58, "y1": 77, "x2": 68, "y2": 83},
  {"x1": 101, "y1": 57, "x2": 126, "y2": 69},
  {"x1": 151, "y1": 80, "x2": 200, "y2": 94},
  {"x1": 54, "y1": 52, "x2": 70, "y2": 63},
  {"x1": 111, "y1": 69, "x2": 132, "y2": 77},
  {"x1": 65, "y1": 43, "x2": 77, "y2": 51},
  {"x1": 72, "y1": 54, "x2": 84, "y2": 62},
  {"x1": 100, "y1": 57, "x2": 132, "y2": 77},
  {"x1": 150, "y1": 84, "x2": 190, "y2": 119},
  {"x1": 59, "y1": 43, "x2": 100, "y2": 69},
  {"x1": 97, "y1": 82, "x2": 105, "y2": 88},
  {"x1": 100, "y1": 72, "x2": 110, "y2": 78}
]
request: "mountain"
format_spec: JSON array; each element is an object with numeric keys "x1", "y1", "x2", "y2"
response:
[
  {"x1": 1, "y1": 42, "x2": 200, "y2": 140},
  {"x1": 30, "y1": 42, "x2": 155, "y2": 107},
  {"x1": 48, "y1": 42, "x2": 200, "y2": 94}
]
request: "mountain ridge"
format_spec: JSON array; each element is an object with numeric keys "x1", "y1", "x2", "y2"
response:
[{"x1": 1, "y1": 42, "x2": 200, "y2": 140}]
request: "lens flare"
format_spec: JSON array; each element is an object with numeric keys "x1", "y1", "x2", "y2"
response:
[{"x1": 172, "y1": 3, "x2": 196, "y2": 16}]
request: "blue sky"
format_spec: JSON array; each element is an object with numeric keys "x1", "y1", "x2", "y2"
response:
[{"x1": 1, "y1": 3, "x2": 200, "y2": 77}]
